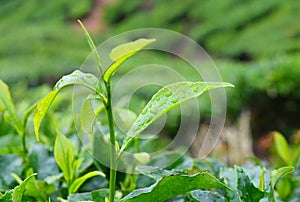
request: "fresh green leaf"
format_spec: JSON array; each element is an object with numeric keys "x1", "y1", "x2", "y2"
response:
[
  {"x1": 34, "y1": 90, "x2": 58, "y2": 141},
  {"x1": 69, "y1": 171, "x2": 106, "y2": 194},
  {"x1": 91, "y1": 189, "x2": 110, "y2": 202},
  {"x1": 120, "y1": 172, "x2": 230, "y2": 202},
  {"x1": 0, "y1": 79, "x2": 23, "y2": 136},
  {"x1": 12, "y1": 174, "x2": 37, "y2": 202},
  {"x1": 0, "y1": 190, "x2": 13, "y2": 202},
  {"x1": 54, "y1": 132, "x2": 75, "y2": 185},
  {"x1": 274, "y1": 131, "x2": 292, "y2": 165},
  {"x1": 235, "y1": 166, "x2": 265, "y2": 202},
  {"x1": 54, "y1": 70, "x2": 98, "y2": 92},
  {"x1": 190, "y1": 190, "x2": 226, "y2": 202},
  {"x1": 80, "y1": 96, "x2": 97, "y2": 135},
  {"x1": 271, "y1": 166, "x2": 295, "y2": 188},
  {"x1": 34, "y1": 70, "x2": 101, "y2": 141},
  {"x1": 77, "y1": 20, "x2": 103, "y2": 75},
  {"x1": 120, "y1": 82, "x2": 233, "y2": 154},
  {"x1": 103, "y1": 38, "x2": 156, "y2": 82}
]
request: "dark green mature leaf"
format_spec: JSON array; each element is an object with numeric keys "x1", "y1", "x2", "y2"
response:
[
  {"x1": 0, "y1": 155, "x2": 23, "y2": 190},
  {"x1": 91, "y1": 189, "x2": 110, "y2": 202},
  {"x1": 12, "y1": 174, "x2": 37, "y2": 202},
  {"x1": 120, "y1": 82, "x2": 233, "y2": 154},
  {"x1": 271, "y1": 166, "x2": 295, "y2": 188},
  {"x1": 69, "y1": 171, "x2": 105, "y2": 194},
  {"x1": 54, "y1": 132, "x2": 75, "y2": 185},
  {"x1": 274, "y1": 132, "x2": 292, "y2": 165},
  {"x1": 0, "y1": 79, "x2": 23, "y2": 135},
  {"x1": 103, "y1": 38, "x2": 156, "y2": 82},
  {"x1": 34, "y1": 70, "x2": 100, "y2": 141},
  {"x1": 120, "y1": 172, "x2": 230, "y2": 202},
  {"x1": 235, "y1": 166, "x2": 265, "y2": 202},
  {"x1": 68, "y1": 192, "x2": 93, "y2": 202}
]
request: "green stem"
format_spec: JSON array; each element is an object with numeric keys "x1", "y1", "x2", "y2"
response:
[{"x1": 105, "y1": 82, "x2": 118, "y2": 202}]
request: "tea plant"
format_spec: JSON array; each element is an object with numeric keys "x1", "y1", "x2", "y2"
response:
[{"x1": 0, "y1": 22, "x2": 297, "y2": 202}]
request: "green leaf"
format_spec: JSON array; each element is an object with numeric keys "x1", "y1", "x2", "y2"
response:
[
  {"x1": 34, "y1": 90, "x2": 58, "y2": 141},
  {"x1": 68, "y1": 192, "x2": 92, "y2": 202},
  {"x1": 235, "y1": 166, "x2": 265, "y2": 202},
  {"x1": 77, "y1": 20, "x2": 103, "y2": 75},
  {"x1": 69, "y1": 171, "x2": 105, "y2": 194},
  {"x1": 274, "y1": 131, "x2": 292, "y2": 165},
  {"x1": 270, "y1": 166, "x2": 294, "y2": 188},
  {"x1": 103, "y1": 38, "x2": 156, "y2": 82},
  {"x1": 12, "y1": 174, "x2": 37, "y2": 202},
  {"x1": 80, "y1": 96, "x2": 97, "y2": 135},
  {"x1": 54, "y1": 70, "x2": 98, "y2": 92},
  {"x1": 34, "y1": 70, "x2": 101, "y2": 141},
  {"x1": 190, "y1": 190, "x2": 226, "y2": 202},
  {"x1": 0, "y1": 79, "x2": 23, "y2": 136},
  {"x1": 120, "y1": 82, "x2": 233, "y2": 154},
  {"x1": 0, "y1": 190, "x2": 13, "y2": 202},
  {"x1": 54, "y1": 132, "x2": 75, "y2": 185},
  {"x1": 91, "y1": 189, "x2": 110, "y2": 202},
  {"x1": 120, "y1": 172, "x2": 230, "y2": 202}
]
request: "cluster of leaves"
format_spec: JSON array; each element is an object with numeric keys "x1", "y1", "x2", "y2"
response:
[
  {"x1": 104, "y1": 0, "x2": 300, "y2": 59},
  {"x1": 1, "y1": 28, "x2": 299, "y2": 202},
  {"x1": 0, "y1": 0, "x2": 93, "y2": 82}
]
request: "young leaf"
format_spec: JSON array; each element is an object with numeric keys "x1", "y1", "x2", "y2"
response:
[
  {"x1": 54, "y1": 132, "x2": 75, "y2": 185},
  {"x1": 34, "y1": 70, "x2": 102, "y2": 141},
  {"x1": 120, "y1": 172, "x2": 230, "y2": 202},
  {"x1": 80, "y1": 96, "x2": 97, "y2": 135},
  {"x1": 274, "y1": 132, "x2": 292, "y2": 165},
  {"x1": 34, "y1": 90, "x2": 59, "y2": 141},
  {"x1": 270, "y1": 166, "x2": 294, "y2": 188},
  {"x1": 54, "y1": 70, "x2": 98, "y2": 91},
  {"x1": 12, "y1": 173, "x2": 37, "y2": 202},
  {"x1": 77, "y1": 20, "x2": 103, "y2": 75},
  {"x1": 103, "y1": 38, "x2": 156, "y2": 82},
  {"x1": 120, "y1": 82, "x2": 233, "y2": 154},
  {"x1": 235, "y1": 166, "x2": 265, "y2": 202},
  {"x1": 0, "y1": 79, "x2": 23, "y2": 136},
  {"x1": 69, "y1": 171, "x2": 105, "y2": 194}
]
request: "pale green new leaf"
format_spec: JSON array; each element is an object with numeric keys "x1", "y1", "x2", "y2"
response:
[
  {"x1": 271, "y1": 166, "x2": 294, "y2": 188},
  {"x1": 120, "y1": 172, "x2": 230, "y2": 202},
  {"x1": 80, "y1": 96, "x2": 97, "y2": 135},
  {"x1": 34, "y1": 90, "x2": 58, "y2": 141},
  {"x1": 34, "y1": 70, "x2": 101, "y2": 141},
  {"x1": 0, "y1": 79, "x2": 23, "y2": 135},
  {"x1": 103, "y1": 38, "x2": 156, "y2": 82},
  {"x1": 274, "y1": 132, "x2": 292, "y2": 165},
  {"x1": 54, "y1": 70, "x2": 98, "y2": 91},
  {"x1": 69, "y1": 171, "x2": 105, "y2": 194},
  {"x1": 120, "y1": 82, "x2": 233, "y2": 153},
  {"x1": 12, "y1": 173, "x2": 37, "y2": 202},
  {"x1": 54, "y1": 132, "x2": 75, "y2": 185}
]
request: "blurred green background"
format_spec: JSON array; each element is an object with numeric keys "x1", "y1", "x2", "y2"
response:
[{"x1": 1, "y1": 0, "x2": 300, "y2": 155}]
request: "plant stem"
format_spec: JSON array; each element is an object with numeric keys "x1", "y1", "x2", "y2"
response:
[{"x1": 105, "y1": 82, "x2": 118, "y2": 202}]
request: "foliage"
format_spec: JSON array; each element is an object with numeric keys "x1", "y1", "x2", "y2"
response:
[
  {"x1": 0, "y1": 0, "x2": 93, "y2": 82},
  {"x1": 104, "y1": 0, "x2": 300, "y2": 59}
]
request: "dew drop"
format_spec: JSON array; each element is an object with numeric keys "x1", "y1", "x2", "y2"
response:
[
  {"x1": 86, "y1": 74, "x2": 93, "y2": 78},
  {"x1": 237, "y1": 167, "x2": 243, "y2": 173},
  {"x1": 165, "y1": 91, "x2": 172, "y2": 97},
  {"x1": 193, "y1": 85, "x2": 199, "y2": 92},
  {"x1": 188, "y1": 83, "x2": 193, "y2": 88},
  {"x1": 141, "y1": 108, "x2": 147, "y2": 115}
]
